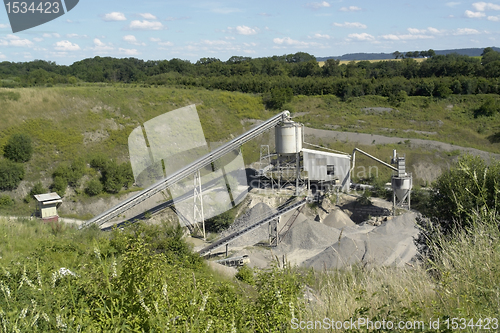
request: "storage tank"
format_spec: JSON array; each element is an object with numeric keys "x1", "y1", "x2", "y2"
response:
[
  {"x1": 275, "y1": 120, "x2": 303, "y2": 155},
  {"x1": 391, "y1": 176, "x2": 412, "y2": 202}
]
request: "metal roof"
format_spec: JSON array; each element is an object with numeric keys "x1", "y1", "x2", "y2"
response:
[{"x1": 34, "y1": 192, "x2": 61, "y2": 202}]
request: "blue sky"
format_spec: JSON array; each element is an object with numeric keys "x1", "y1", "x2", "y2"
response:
[{"x1": 0, "y1": 0, "x2": 499, "y2": 65}]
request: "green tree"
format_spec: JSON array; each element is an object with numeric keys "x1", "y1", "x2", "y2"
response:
[
  {"x1": 262, "y1": 87, "x2": 293, "y2": 110},
  {"x1": 85, "y1": 179, "x2": 103, "y2": 196},
  {"x1": 0, "y1": 159, "x2": 25, "y2": 191},
  {"x1": 474, "y1": 96, "x2": 499, "y2": 117},
  {"x1": 30, "y1": 181, "x2": 47, "y2": 196},
  {"x1": 3, "y1": 133, "x2": 33, "y2": 163},
  {"x1": 51, "y1": 176, "x2": 67, "y2": 196}
]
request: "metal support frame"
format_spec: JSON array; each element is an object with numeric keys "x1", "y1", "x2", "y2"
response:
[{"x1": 193, "y1": 170, "x2": 206, "y2": 240}]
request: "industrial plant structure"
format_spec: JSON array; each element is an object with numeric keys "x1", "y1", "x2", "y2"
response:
[{"x1": 82, "y1": 107, "x2": 413, "y2": 247}]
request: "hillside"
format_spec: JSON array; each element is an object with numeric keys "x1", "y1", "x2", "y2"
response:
[
  {"x1": 317, "y1": 47, "x2": 500, "y2": 61},
  {"x1": 0, "y1": 85, "x2": 499, "y2": 220}
]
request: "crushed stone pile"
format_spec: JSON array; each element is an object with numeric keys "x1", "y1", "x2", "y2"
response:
[
  {"x1": 322, "y1": 209, "x2": 355, "y2": 229},
  {"x1": 302, "y1": 212, "x2": 419, "y2": 269},
  {"x1": 280, "y1": 217, "x2": 341, "y2": 251},
  {"x1": 220, "y1": 202, "x2": 276, "y2": 247}
]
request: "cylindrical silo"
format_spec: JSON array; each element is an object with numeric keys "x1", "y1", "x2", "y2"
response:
[
  {"x1": 391, "y1": 176, "x2": 412, "y2": 202},
  {"x1": 275, "y1": 120, "x2": 303, "y2": 155}
]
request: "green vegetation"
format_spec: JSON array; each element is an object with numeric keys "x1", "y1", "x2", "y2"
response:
[
  {"x1": 0, "y1": 159, "x2": 24, "y2": 191},
  {"x1": 3, "y1": 133, "x2": 33, "y2": 163},
  {"x1": 0, "y1": 220, "x2": 304, "y2": 332}
]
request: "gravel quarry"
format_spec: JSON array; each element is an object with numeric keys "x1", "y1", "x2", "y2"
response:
[{"x1": 205, "y1": 191, "x2": 420, "y2": 271}]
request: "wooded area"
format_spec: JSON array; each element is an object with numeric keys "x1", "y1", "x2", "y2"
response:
[{"x1": 1, "y1": 48, "x2": 500, "y2": 104}]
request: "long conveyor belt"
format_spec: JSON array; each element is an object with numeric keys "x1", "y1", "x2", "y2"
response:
[
  {"x1": 198, "y1": 198, "x2": 307, "y2": 256},
  {"x1": 80, "y1": 110, "x2": 290, "y2": 229}
]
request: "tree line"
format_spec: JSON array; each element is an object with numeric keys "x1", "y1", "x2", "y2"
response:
[{"x1": 1, "y1": 48, "x2": 499, "y2": 105}]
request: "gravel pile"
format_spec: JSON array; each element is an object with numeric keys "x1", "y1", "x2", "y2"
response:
[
  {"x1": 302, "y1": 212, "x2": 419, "y2": 269},
  {"x1": 322, "y1": 209, "x2": 355, "y2": 229},
  {"x1": 219, "y1": 202, "x2": 277, "y2": 247}
]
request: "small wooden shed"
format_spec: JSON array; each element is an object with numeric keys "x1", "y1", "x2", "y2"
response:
[{"x1": 34, "y1": 192, "x2": 62, "y2": 222}]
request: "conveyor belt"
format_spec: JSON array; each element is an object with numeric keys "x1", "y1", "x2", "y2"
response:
[
  {"x1": 80, "y1": 110, "x2": 290, "y2": 229},
  {"x1": 198, "y1": 198, "x2": 307, "y2": 256}
]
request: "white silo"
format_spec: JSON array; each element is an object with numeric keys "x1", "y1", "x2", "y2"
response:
[{"x1": 275, "y1": 120, "x2": 303, "y2": 155}]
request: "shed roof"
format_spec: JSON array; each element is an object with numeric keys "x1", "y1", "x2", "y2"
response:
[{"x1": 34, "y1": 192, "x2": 61, "y2": 202}]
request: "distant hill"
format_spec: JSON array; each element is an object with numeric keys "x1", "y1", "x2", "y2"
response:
[{"x1": 317, "y1": 47, "x2": 500, "y2": 62}]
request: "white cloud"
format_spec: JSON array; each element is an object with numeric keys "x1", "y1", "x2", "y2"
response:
[
  {"x1": 138, "y1": 13, "x2": 157, "y2": 20},
  {"x1": 102, "y1": 12, "x2": 127, "y2": 21},
  {"x1": 235, "y1": 25, "x2": 258, "y2": 35},
  {"x1": 453, "y1": 28, "x2": 480, "y2": 35},
  {"x1": 54, "y1": 40, "x2": 80, "y2": 51},
  {"x1": 347, "y1": 33, "x2": 374, "y2": 41},
  {"x1": 273, "y1": 37, "x2": 313, "y2": 47},
  {"x1": 2, "y1": 35, "x2": 33, "y2": 47},
  {"x1": 339, "y1": 6, "x2": 362, "y2": 12},
  {"x1": 119, "y1": 48, "x2": 139, "y2": 56},
  {"x1": 446, "y1": 2, "x2": 461, "y2": 7},
  {"x1": 334, "y1": 22, "x2": 367, "y2": 29},
  {"x1": 33, "y1": 37, "x2": 44, "y2": 42},
  {"x1": 123, "y1": 35, "x2": 145, "y2": 46},
  {"x1": 306, "y1": 1, "x2": 331, "y2": 9},
  {"x1": 42, "y1": 33, "x2": 60, "y2": 38},
  {"x1": 465, "y1": 10, "x2": 486, "y2": 17},
  {"x1": 488, "y1": 15, "x2": 500, "y2": 20},
  {"x1": 0, "y1": 23, "x2": 10, "y2": 29},
  {"x1": 472, "y1": 2, "x2": 500, "y2": 11},
  {"x1": 128, "y1": 20, "x2": 164, "y2": 30},
  {"x1": 66, "y1": 33, "x2": 88, "y2": 38},
  {"x1": 311, "y1": 33, "x2": 331, "y2": 39},
  {"x1": 381, "y1": 33, "x2": 434, "y2": 40},
  {"x1": 92, "y1": 38, "x2": 114, "y2": 51},
  {"x1": 0, "y1": 53, "x2": 6, "y2": 59}
]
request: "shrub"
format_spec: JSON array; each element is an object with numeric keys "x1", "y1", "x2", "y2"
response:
[
  {"x1": 427, "y1": 154, "x2": 500, "y2": 233},
  {"x1": 53, "y1": 158, "x2": 86, "y2": 187},
  {"x1": 51, "y1": 176, "x2": 67, "y2": 196},
  {"x1": 0, "y1": 194, "x2": 13, "y2": 206},
  {"x1": 263, "y1": 87, "x2": 293, "y2": 110},
  {"x1": 30, "y1": 181, "x2": 47, "y2": 196},
  {"x1": 85, "y1": 179, "x2": 103, "y2": 196},
  {"x1": 474, "y1": 96, "x2": 499, "y2": 117},
  {"x1": 3, "y1": 133, "x2": 33, "y2": 163},
  {"x1": 205, "y1": 210, "x2": 234, "y2": 233},
  {"x1": 100, "y1": 160, "x2": 134, "y2": 194},
  {"x1": 0, "y1": 159, "x2": 25, "y2": 190},
  {"x1": 235, "y1": 264, "x2": 254, "y2": 285}
]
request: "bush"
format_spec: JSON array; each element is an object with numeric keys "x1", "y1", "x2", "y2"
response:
[
  {"x1": 235, "y1": 264, "x2": 254, "y2": 285},
  {"x1": 474, "y1": 96, "x2": 499, "y2": 117},
  {"x1": 3, "y1": 133, "x2": 33, "y2": 163},
  {"x1": 428, "y1": 154, "x2": 500, "y2": 233},
  {"x1": 263, "y1": 87, "x2": 293, "y2": 110},
  {"x1": 0, "y1": 159, "x2": 25, "y2": 190},
  {"x1": 205, "y1": 210, "x2": 234, "y2": 233},
  {"x1": 100, "y1": 160, "x2": 134, "y2": 194},
  {"x1": 85, "y1": 179, "x2": 103, "y2": 196},
  {"x1": 30, "y1": 181, "x2": 47, "y2": 196},
  {"x1": 0, "y1": 194, "x2": 13, "y2": 206},
  {"x1": 53, "y1": 158, "x2": 86, "y2": 187},
  {"x1": 51, "y1": 176, "x2": 67, "y2": 196}
]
